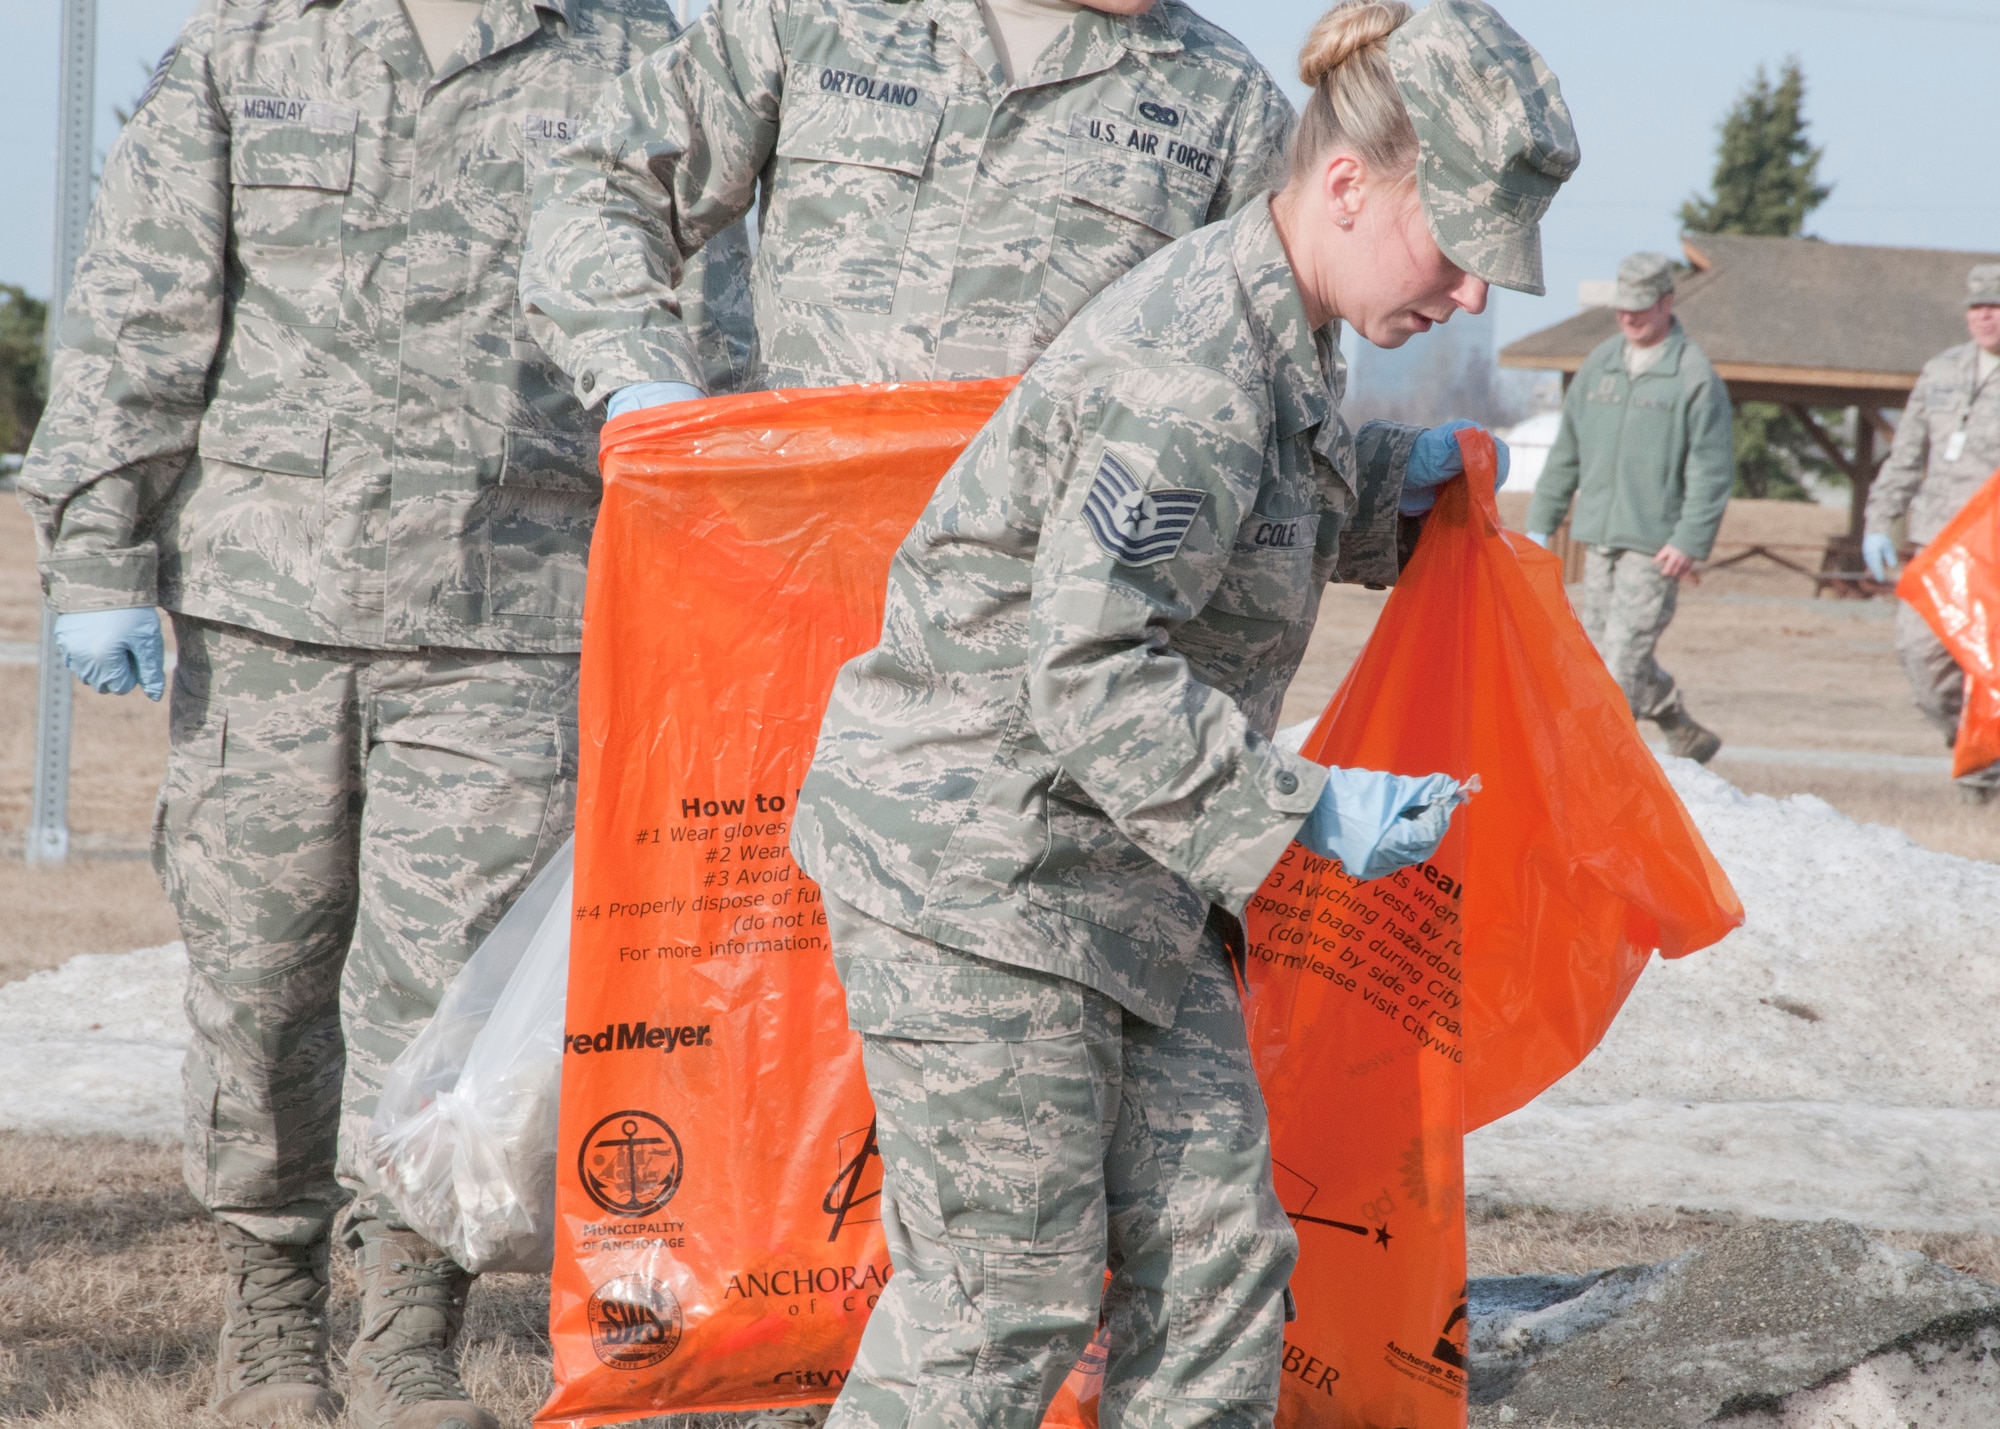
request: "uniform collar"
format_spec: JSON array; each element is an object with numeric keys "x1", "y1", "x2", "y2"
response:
[
  {"x1": 1621, "y1": 319, "x2": 1686, "y2": 379},
  {"x1": 301, "y1": 0, "x2": 565, "y2": 88},
  {"x1": 920, "y1": 0, "x2": 1183, "y2": 94},
  {"x1": 1230, "y1": 199, "x2": 1331, "y2": 442}
]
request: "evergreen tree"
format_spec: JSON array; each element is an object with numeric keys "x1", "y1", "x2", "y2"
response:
[
  {"x1": 1680, "y1": 60, "x2": 1834, "y2": 501},
  {"x1": 1680, "y1": 61, "x2": 1830, "y2": 238},
  {"x1": 0, "y1": 285, "x2": 47, "y2": 458}
]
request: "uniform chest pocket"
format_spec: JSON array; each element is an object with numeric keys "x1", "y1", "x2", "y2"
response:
[
  {"x1": 229, "y1": 99, "x2": 358, "y2": 329},
  {"x1": 1061, "y1": 116, "x2": 1217, "y2": 238},
  {"x1": 770, "y1": 73, "x2": 944, "y2": 315},
  {"x1": 1039, "y1": 114, "x2": 1218, "y2": 339},
  {"x1": 1206, "y1": 509, "x2": 1321, "y2": 623}
]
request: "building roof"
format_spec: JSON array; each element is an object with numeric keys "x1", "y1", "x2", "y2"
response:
[{"x1": 1498, "y1": 233, "x2": 2000, "y2": 408}]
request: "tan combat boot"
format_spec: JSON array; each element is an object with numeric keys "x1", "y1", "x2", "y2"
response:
[
  {"x1": 213, "y1": 1223, "x2": 339, "y2": 1426},
  {"x1": 347, "y1": 1228, "x2": 500, "y2": 1429},
  {"x1": 1654, "y1": 695, "x2": 1722, "y2": 765}
]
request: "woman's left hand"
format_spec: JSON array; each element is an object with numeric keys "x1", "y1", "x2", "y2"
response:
[{"x1": 1399, "y1": 419, "x2": 1511, "y2": 516}]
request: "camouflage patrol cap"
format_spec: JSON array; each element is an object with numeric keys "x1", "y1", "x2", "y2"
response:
[
  {"x1": 1968, "y1": 263, "x2": 2000, "y2": 308},
  {"x1": 1613, "y1": 252, "x2": 1676, "y2": 311},
  {"x1": 1386, "y1": 0, "x2": 1580, "y2": 296}
]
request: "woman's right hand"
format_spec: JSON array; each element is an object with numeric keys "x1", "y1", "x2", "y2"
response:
[{"x1": 1293, "y1": 767, "x2": 1466, "y2": 881}]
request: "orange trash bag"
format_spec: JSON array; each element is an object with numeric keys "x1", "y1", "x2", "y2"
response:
[
  {"x1": 1051, "y1": 430, "x2": 1742, "y2": 1429},
  {"x1": 540, "y1": 379, "x2": 1014, "y2": 1427},
  {"x1": 1897, "y1": 467, "x2": 2000, "y2": 779}
]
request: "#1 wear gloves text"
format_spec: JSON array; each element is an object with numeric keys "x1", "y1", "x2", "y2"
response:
[
  {"x1": 606, "y1": 381, "x2": 706, "y2": 420},
  {"x1": 54, "y1": 607, "x2": 166, "y2": 700},
  {"x1": 1400, "y1": 419, "x2": 1511, "y2": 517},
  {"x1": 1295, "y1": 766, "x2": 1467, "y2": 882},
  {"x1": 1862, "y1": 532, "x2": 1899, "y2": 584}
]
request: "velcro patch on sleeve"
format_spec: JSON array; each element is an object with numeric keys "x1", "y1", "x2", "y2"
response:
[{"x1": 1082, "y1": 451, "x2": 1206, "y2": 567}]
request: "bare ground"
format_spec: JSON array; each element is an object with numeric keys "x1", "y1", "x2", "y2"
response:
[{"x1": 1, "y1": 1134, "x2": 1991, "y2": 1429}]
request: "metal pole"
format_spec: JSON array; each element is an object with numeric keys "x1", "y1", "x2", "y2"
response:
[{"x1": 28, "y1": 0, "x2": 97, "y2": 867}]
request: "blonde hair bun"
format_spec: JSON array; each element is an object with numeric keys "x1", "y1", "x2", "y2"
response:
[{"x1": 1298, "y1": 1, "x2": 1413, "y2": 88}]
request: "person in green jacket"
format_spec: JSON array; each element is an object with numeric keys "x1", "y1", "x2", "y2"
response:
[{"x1": 1527, "y1": 251, "x2": 1735, "y2": 763}]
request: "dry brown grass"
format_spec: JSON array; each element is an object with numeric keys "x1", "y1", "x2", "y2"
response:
[
  {"x1": 0, "y1": 1131, "x2": 744, "y2": 1428},
  {"x1": 1722, "y1": 763, "x2": 2000, "y2": 866},
  {"x1": 1465, "y1": 1197, "x2": 2000, "y2": 1283}
]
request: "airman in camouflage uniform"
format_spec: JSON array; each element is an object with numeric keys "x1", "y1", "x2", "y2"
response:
[
  {"x1": 18, "y1": 1, "x2": 748, "y2": 1424},
  {"x1": 522, "y1": 0, "x2": 1298, "y2": 398},
  {"x1": 791, "y1": 4, "x2": 1578, "y2": 1415},
  {"x1": 1866, "y1": 263, "x2": 2000, "y2": 802}
]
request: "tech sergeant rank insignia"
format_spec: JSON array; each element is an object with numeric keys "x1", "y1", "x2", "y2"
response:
[{"x1": 1082, "y1": 451, "x2": 1206, "y2": 567}]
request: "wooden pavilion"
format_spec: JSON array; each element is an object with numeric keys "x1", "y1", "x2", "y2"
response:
[{"x1": 1498, "y1": 233, "x2": 2000, "y2": 591}]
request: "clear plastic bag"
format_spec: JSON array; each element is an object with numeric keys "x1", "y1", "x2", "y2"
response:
[{"x1": 363, "y1": 837, "x2": 573, "y2": 1273}]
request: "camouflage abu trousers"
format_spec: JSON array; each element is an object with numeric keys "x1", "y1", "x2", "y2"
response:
[
  {"x1": 824, "y1": 896, "x2": 1298, "y2": 1429},
  {"x1": 156, "y1": 616, "x2": 578, "y2": 1248},
  {"x1": 1894, "y1": 603, "x2": 2000, "y2": 791},
  {"x1": 1581, "y1": 545, "x2": 1681, "y2": 720}
]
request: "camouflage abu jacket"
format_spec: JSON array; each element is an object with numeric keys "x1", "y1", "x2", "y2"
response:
[
  {"x1": 790, "y1": 200, "x2": 1420, "y2": 1026},
  {"x1": 21, "y1": 0, "x2": 751, "y2": 654},
  {"x1": 1866, "y1": 341, "x2": 2000, "y2": 547},
  {"x1": 522, "y1": 0, "x2": 1295, "y2": 397}
]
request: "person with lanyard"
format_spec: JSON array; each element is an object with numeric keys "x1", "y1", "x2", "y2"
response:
[
  {"x1": 787, "y1": 2, "x2": 1577, "y2": 1423},
  {"x1": 19, "y1": 2, "x2": 749, "y2": 1425},
  {"x1": 1863, "y1": 263, "x2": 2000, "y2": 804}
]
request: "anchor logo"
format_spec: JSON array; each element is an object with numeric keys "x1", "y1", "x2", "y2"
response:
[{"x1": 578, "y1": 1110, "x2": 684, "y2": 1218}]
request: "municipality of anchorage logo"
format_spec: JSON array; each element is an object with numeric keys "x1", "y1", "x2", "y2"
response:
[
  {"x1": 578, "y1": 1110, "x2": 685, "y2": 1218},
  {"x1": 1083, "y1": 451, "x2": 1205, "y2": 566}
]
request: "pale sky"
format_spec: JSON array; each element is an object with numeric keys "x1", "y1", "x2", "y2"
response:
[{"x1": 3, "y1": 0, "x2": 1996, "y2": 348}]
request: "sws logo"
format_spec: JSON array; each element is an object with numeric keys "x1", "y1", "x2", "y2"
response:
[
  {"x1": 586, "y1": 1275, "x2": 682, "y2": 1370},
  {"x1": 578, "y1": 1110, "x2": 684, "y2": 1218},
  {"x1": 1138, "y1": 100, "x2": 1181, "y2": 127},
  {"x1": 564, "y1": 1021, "x2": 713, "y2": 1056}
]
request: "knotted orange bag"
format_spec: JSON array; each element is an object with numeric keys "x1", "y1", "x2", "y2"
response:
[{"x1": 1897, "y1": 467, "x2": 2000, "y2": 779}]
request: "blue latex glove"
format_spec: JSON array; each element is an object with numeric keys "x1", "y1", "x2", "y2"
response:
[
  {"x1": 54, "y1": 607, "x2": 166, "y2": 700},
  {"x1": 1525, "y1": 531, "x2": 1551, "y2": 549},
  {"x1": 1862, "y1": 532, "x2": 1898, "y2": 584},
  {"x1": 1400, "y1": 419, "x2": 1512, "y2": 516},
  {"x1": 606, "y1": 381, "x2": 706, "y2": 419},
  {"x1": 1295, "y1": 767, "x2": 1466, "y2": 882}
]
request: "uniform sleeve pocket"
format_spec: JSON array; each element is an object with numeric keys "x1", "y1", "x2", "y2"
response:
[
  {"x1": 197, "y1": 405, "x2": 329, "y2": 477},
  {"x1": 501, "y1": 426, "x2": 600, "y2": 494}
]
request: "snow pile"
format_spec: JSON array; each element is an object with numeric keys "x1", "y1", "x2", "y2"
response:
[
  {"x1": 0, "y1": 944, "x2": 189, "y2": 1141},
  {"x1": 1467, "y1": 759, "x2": 2000, "y2": 1231},
  {"x1": 2, "y1": 758, "x2": 1997, "y2": 1231}
]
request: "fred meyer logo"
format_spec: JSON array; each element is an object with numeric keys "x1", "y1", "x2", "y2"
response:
[{"x1": 566, "y1": 1021, "x2": 713, "y2": 1056}]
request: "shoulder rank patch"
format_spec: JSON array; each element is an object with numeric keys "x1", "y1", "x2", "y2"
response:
[
  {"x1": 1082, "y1": 452, "x2": 1205, "y2": 567},
  {"x1": 134, "y1": 42, "x2": 180, "y2": 119}
]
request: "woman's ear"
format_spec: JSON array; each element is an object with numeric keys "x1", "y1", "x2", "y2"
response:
[{"x1": 1321, "y1": 152, "x2": 1363, "y2": 232}]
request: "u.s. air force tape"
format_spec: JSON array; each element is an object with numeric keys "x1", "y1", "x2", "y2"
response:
[{"x1": 1082, "y1": 451, "x2": 1205, "y2": 567}]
